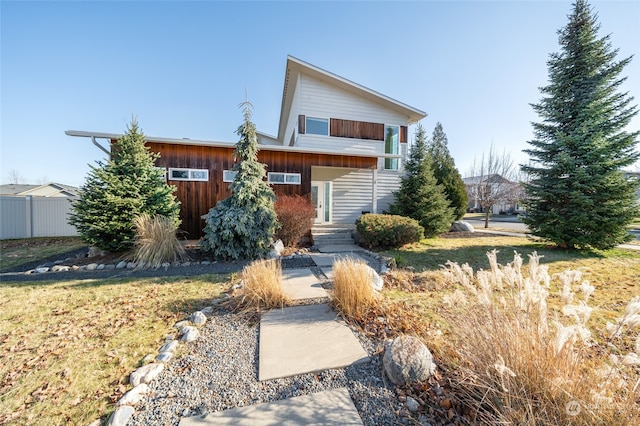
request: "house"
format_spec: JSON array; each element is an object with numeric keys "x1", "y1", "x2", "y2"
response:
[
  {"x1": 463, "y1": 174, "x2": 523, "y2": 214},
  {"x1": 0, "y1": 183, "x2": 79, "y2": 198},
  {"x1": 66, "y1": 56, "x2": 426, "y2": 238}
]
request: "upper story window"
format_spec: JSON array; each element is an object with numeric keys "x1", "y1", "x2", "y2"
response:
[
  {"x1": 305, "y1": 117, "x2": 329, "y2": 136},
  {"x1": 384, "y1": 125, "x2": 400, "y2": 170},
  {"x1": 168, "y1": 168, "x2": 209, "y2": 182}
]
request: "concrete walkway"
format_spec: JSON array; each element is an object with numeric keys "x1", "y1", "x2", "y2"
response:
[
  {"x1": 180, "y1": 249, "x2": 369, "y2": 425},
  {"x1": 180, "y1": 388, "x2": 362, "y2": 426}
]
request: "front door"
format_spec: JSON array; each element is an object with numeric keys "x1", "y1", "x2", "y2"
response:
[{"x1": 310, "y1": 181, "x2": 332, "y2": 224}]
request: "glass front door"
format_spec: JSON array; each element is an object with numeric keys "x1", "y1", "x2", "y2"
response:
[{"x1": 310, "y1": 181, "x2": 331, "y2": 224}]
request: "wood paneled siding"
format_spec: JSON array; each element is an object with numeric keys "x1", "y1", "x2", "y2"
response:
[
  {"x1": 147, "y1": 141, "x2": 377, "y2": 238},
  {"x1": 330, "y1": 118, "x2": 383, "y2": 141}
]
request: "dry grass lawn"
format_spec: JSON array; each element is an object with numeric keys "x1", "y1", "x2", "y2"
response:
[
  {"x1": 0, "y1": 274, "x2": 229, "y2": 425},
  {"x1": 382, "y1": 234, "x2": 640, "y2": 331}
]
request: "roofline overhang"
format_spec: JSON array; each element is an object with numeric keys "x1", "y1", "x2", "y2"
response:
[
  {"x1": 277, "y1": 56, "x2": 427, "y2": 141},
  {"x1": 66, "y1": 130, "x2": 402, "y2": 159}
]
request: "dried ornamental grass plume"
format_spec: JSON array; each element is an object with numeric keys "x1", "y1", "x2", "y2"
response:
[
  {"x1": 579, "y1": 281, "x2": 595, "y2": 303},
  {"x1": 636, "y1": 335, "x2": 640, "y2": 355},
  {"x1": 486, "y1": 249, "x2": 504, "y2": 290},
  {"x1": 562, "y1": 302, "x2": 593, "y2": 326},
  {"x1": 527, "y1": 251, "x2": 550, "y2": 288},
  {"x1": 131, "y1": 213, "x2": 187, "y2": 268},
  {"x1": 621, "y1": 353, "x2": 640, "y2": 366}
]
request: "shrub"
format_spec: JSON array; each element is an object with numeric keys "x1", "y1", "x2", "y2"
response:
[
  {"x1": 355, "y1": 214, "x2": 424, "y2": 249},
  {"x1": 274, "y1": 195, "x2": 316, "y2": 247},
  {"x1": 130, "y1": 214, "x2": 187, "y2": 268},
  {"x1": 239, "y1": 259, "x2": 288, "y2": 310},
  {"x1": 331, "y1": 258, "x2": 378, "y2": 320},
  {"x1": 439, "y1": 250, "x2": 640, "y2": 425}
]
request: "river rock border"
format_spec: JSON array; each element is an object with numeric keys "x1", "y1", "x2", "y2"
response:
[
  {"x1": 21, "y1": 249, "x2": 314, "y2": 276},
  {"x1": 102, "y1": 306, "x2": 217, "y2": 426}
]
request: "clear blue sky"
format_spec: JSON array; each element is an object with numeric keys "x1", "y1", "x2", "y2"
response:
[{"x1": 1, "y1": 0, "x2": 639, "y2": 187}]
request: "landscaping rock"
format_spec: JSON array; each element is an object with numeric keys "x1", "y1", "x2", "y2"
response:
[
  {"x1": 366, "y1": 265, "x2": 384, "y2": 292},
  {"x1": 116, "y1": 261, "x2": 127, "y2": 269},
  {"x1": 130, "y1": 363, "x2": 164, "y2": 387},
  {"x1": 159, "y1": 340, "x2": 178, "y2": 353},
  {"x1": 383, "y1": 335, "x2": 436, "y2": 386},
  {"x1": 107, "y1": 405, "x2": 135, "y2": 426},
  {"x1": 405, "y1": 396, "x2": 420, "y2": 412},
  {"x1": 190, "y1": 311, "x2": 207, "y2": 326},
  {"x1": 104, "y1": 264, "x2": 115, "y2": 270},
  {"x1": 86, "y1": 263, "x2": 98, "y2": 271},
  {"x1": 51, "y1": 265, "x2": 70, "y2": 272},
  {"x1": 450, "y1": 220, "x2": 474, "y2": 232},
  {"x1": 156, "y1": 352, "x2": 174, "y2": 363},
  {"x1": 180, "y1": 326, "x2": 199, "y2": 342},
  {"x1": 118, "y1": 383, "x2": 149, "y2": 406},
  {"x1": 35, "y1": 267, "x2": 49, "y2": 273},
  {"x1": 174, "y1": 320, "x2": 189, "y2": 330},
  {"x1": 96, "y1": 264, "x2": 105, "y2": 270}
]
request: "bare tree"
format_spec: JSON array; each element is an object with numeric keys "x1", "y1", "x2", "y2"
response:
[
  {"x1": 466, "y1": 145, "x2": 516, "y2": 228},
  {"x1": 8, "y1": 169, "x2": 23, "y2": 184}
]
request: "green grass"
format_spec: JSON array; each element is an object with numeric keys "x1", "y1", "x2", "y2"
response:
[
  {"x1": 0, "y1": 274, "x2": 230, "y2": 425},
  {"x1": 0, "y1": 237, "x2": 87, "y2": 271}
]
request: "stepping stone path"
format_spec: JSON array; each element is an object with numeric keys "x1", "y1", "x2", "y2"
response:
[{"x1": 181, "y1": 252, "x2": 370, "y2": 425}]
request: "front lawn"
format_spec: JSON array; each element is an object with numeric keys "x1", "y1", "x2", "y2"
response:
[
  {"x1": 0, "y1": 274, "x2": 230, "y2": 425},
  {"x1": 0, "y1": 237, "x2": 87, "y2": 271}
]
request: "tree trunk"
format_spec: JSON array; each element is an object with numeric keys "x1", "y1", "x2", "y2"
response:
[{"x1": 484, "y1": 209, "x2": 490, "y2": 228}]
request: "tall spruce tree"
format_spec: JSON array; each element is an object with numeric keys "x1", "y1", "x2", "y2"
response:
[
  {"x1": 427, "y1": 122, "x2": 468, "y2": 220},
  {"x1": 522, "y1": 0, "x2": 639, "y2": 250},
  {"x1": 200, "y1": 100, "x2": 278, "y2": 260},
  {"x1": 389, "y1": 124, "x2": 454, "y2": 237},
  {"x1": 69, "y1": 118, "x2": 181, "y2": 252}
]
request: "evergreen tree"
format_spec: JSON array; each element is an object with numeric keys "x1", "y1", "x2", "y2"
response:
[
  {"x1": 523, "y1": 0, "x2": 639, "y2": 250},
  {"x1": 201, "y1": 101, "x2": 278, "y2": 260},
  {"x1": 389, "y1": 124, "x2": 454, "y2": 237},
  {"x1": 69, "y1": 118, "x2": 181, "y2": 252},
  {"x1": 427, "y1": 122, "x2": 468, "y2": 220}
]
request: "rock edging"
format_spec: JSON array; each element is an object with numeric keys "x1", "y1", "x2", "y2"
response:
[{"x1": 104, "y1": 307, "x2": 216, "y2": 426}]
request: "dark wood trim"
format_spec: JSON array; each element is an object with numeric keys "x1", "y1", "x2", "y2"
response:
[
  {"x1": 400, "y1": 126, "x2": 408, "y2": 143},
  {"x1": 329, "y1": 118, "x2": 384, "y2": 140},
  {"x1": 298, "y1": 115, "x2": 305, "y2": 134}
]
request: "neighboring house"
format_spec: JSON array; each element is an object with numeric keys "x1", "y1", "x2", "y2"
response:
[
  {"x1": 66, "y1": 56, "x2": 426, "y2": 238},
  {"x1": 0, "y1": 183, "x2": 79, "y2": 198},
  {"x1": 463, "y1": 174, "x2": 523, "y2": 214},
  {"x1": 624, "y1": 171, "x2": 640, "y2": 204}
]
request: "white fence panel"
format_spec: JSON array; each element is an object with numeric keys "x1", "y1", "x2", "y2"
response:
[{"x1": 0, "y1": 196, "x2": 78, "y2": 240}]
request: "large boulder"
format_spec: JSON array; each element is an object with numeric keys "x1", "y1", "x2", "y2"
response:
[
  {"x1": 450, "y1": 220, "x2": 474, "y2": 232},
  {"x1": 383, "y1": 335, "x2": 436, "y2": 386}
]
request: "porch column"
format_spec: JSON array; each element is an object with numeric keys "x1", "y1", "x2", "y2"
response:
[{"x1": 371, "y1": 168, "x2": 378, "y2": 214}]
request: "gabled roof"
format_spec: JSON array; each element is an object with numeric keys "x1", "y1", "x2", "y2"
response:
[
  {"x1": 277, "y1": 56, "x2": 426, "y2": 141},
  {"x1": 0, "y1": 183, "x2": 79, "y2": 197},
  {"x1": 462, "y1": 174, "x2": 514, "y2": 185}
]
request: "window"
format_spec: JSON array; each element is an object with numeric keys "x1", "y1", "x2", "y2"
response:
[
  {"x1": 384, "y1": 125, "x2": 400, "y2": 170},
  {"x1": 268, "y1": 172, "x2": 301, "y2": 185},
  {"x1": 168, "y1": 168, "x2": 209, "y2": 182},
  {"x1": 305, "y1": 117, "x2": 329, "y2": 136},
  {"x1": 223, "y1": 170, "x2": 237, "y2": 182}
]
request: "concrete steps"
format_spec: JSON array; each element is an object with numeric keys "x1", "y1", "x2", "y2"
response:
[{"x1": 312, "y1": 225, "x2": 355, "y2": 246}]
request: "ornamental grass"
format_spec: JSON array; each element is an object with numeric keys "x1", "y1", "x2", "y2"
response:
[
  {"x1": 130, "y1": 214, "x2": 187, "y2": 268},
  {"x1": 239, "y1": 259, "x2": 288, "y2": 310},
  {"x1": 331, "y1": 258, "x2": 379, "y2": 320},
  {"x1": 439, "y1": 250, "x2": 640, "y2": 425}
]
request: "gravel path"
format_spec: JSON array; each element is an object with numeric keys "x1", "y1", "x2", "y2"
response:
[{"x1": 128, "y1": 307, "x2": 406, "y2": 426}]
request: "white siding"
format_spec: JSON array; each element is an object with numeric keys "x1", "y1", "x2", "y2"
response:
[
  {"x1": 298, "y1": 74, "x2": 407, "y2": 125},
  {"x1": 376, "y1": 171, "x2": 402, "y2": 214},
  {"x1": 299, "y1": 134, "x2": 384, "y2": 155},
  {"x1": 283, "y1": 74, "x2": 302, "y2": 147},
  {"x1": 332, "y1": 170, "x2": 374, "y2": 224}
]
